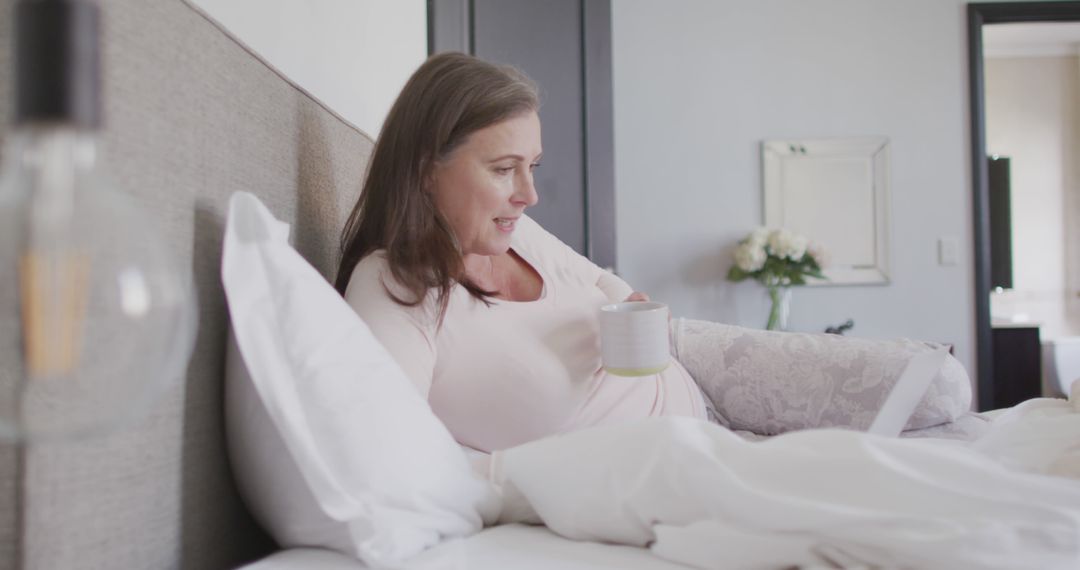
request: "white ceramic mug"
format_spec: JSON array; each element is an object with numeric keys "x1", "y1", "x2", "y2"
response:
[{"x1": 599, "y1": 301, "x2": 670, "y2": 376}]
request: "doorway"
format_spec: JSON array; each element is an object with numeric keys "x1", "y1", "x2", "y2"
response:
[{"x1": 968, "y1": 1, "x2": 1080, "y2": 410}]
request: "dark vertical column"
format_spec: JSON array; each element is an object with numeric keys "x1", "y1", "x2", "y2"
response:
[
  {"x1": 582, "y1": 0, "x2": 615, "y2": 269},
  {"x1": 0, "y1": 0, "x2": 24, "y2": 566},
  {"x1": 967, "y1": 5, "x2": 994, "y2": 410},
  {"x1": 427, "y1": 0, "x2": 470, "y2": 55}
]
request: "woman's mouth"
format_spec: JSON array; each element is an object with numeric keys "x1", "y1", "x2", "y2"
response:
[{"x1": 494, "y1": 217, "x2": 517, "y2": 232}]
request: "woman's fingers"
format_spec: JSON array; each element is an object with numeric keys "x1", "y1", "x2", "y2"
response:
[{"x1": 624, "y1": 291, "x2": 650, "y2": 302}]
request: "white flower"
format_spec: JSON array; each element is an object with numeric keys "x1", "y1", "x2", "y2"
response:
[
  {"x1": 747, "y1": 227, "x2": 770, "y2": 247},
  {"x1": 807, "y1": 241, "x2": 829, "y2": 268},
  {"x1": 734, "y1": 241, "x2": 766, "y2": 272},
  {"x1": 767, "y1": 229, "x2": 808, "y2": 261}
]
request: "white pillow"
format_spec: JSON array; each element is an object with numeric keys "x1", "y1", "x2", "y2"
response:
[{"x1": 221, "y1": 192, "x2": 498, "y2": 566}]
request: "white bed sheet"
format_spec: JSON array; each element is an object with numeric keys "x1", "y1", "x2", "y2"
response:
[{"x1": 243, "y1": 523, "x2": 684, "y2": 569}]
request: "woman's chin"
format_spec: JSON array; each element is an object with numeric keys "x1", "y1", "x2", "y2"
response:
[{"x1": 478, "y1": 237, "x2": 514, "y2": 256}]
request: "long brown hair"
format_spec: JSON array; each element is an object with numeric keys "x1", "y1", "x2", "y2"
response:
[{"x1": 334, "y1": 52, "x2": 539, "y2": 321}]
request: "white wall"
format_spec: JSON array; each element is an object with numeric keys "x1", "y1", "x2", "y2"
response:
[
  {"x1": 611, "y1": 0, "x2": 977, "y2": 375},
  {"x1": 986, "y1": 55, "x2": 1080, "y2": 340},
  {"x1": 187, "y1": 0, "x2": 427, "y2": 136}
]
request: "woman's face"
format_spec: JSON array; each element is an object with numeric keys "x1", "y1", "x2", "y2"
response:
[{"x1": 431, "y1": 111, "x2": 543, "y2": 257}]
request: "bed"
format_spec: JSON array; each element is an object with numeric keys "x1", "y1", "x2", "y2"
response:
[
  {"x1": 2, "y1": 1, "x2": 1078, "y2": 569},
  {"x1": 217, "y1": 178, "x2": 1080, "y2": 569},
  {"x1": 245, "y1": 524, "x2": 691, "y2": 570}
]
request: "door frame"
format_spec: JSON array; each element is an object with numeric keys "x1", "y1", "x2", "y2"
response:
[{"x1": 968, "y1": 1, "x2": 1080, "y2": 409}]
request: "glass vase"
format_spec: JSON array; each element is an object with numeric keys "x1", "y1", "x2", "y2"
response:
[{"x1": 765, "y1": 286, "x2": 791, "y2": 331}]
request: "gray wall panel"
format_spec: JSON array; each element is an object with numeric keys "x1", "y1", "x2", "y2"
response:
[
  {"x1": 473, "y1": 0, "x2": 588, "y2": 255},
  {"x1": 428, "y1": 0, "x2": 470, "y2": 54},
  {"x1": 430, "y1": 0, "x2": 616, "y2": 266}
]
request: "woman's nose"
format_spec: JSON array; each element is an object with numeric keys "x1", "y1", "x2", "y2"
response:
[{"x1": 514, "y1": 172, "x2": 539, "y2": 207}]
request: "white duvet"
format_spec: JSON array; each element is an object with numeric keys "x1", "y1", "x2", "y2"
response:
[{"x1": 492, "y1": 389, "x2": 1080, "y2": 569}]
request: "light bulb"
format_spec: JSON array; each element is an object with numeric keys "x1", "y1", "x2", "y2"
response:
[
  {"x1": 0, "y1": 129, "x2": 197, "y2": 441},
  {"x1": 0, "y1": 0, "x2": 196, "y2": 441}
]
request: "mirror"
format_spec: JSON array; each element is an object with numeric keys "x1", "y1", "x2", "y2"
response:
[{"x1": 762, "y1": 137, "x2": 891, "y2": 285}]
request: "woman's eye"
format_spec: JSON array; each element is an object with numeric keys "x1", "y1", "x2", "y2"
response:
[
  {"x1": 529, "y1": 162, "x2": 541, "y2": 172},
  {"x1": 495, "y1": 166, "x2": 514, "y2": 175}
]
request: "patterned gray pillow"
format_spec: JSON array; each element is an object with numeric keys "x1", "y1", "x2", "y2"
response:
[{"x1": 673, "y1": 319, "x2": 972, "y2": 435}]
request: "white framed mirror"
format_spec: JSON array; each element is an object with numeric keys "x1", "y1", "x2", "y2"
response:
[{"x1": 762, "y1": 137, "x2": 891, "y2": 285}]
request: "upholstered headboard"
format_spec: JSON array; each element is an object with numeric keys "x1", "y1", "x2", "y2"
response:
[{"x1": 0, "y1": 0, "x2": 374, "y2": 567}]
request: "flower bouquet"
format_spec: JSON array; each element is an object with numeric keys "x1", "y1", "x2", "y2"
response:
[{"x1": 727, "y1": 228, "x2": 827, "y2": 330}]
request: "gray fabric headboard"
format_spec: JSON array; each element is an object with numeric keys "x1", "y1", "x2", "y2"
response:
[{"x1": 0, "y1": 0, "x2": 374, "y2": 567}]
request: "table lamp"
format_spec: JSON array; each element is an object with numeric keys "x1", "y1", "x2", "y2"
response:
[{"x1": 0, "y1": 0, "x2": 196, "y2": 441}]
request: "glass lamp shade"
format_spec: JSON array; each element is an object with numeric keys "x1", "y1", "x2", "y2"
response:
[{"x1": 0, "y1": 129, "x2": 197, "y2": 441}]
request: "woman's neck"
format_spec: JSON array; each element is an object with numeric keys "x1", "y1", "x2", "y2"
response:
[
  {"x1": 462, "y1": 254, "x2": 499, "y2": 290},
  {"x1": 463, "y1": 251, "x2": 542, "y2": 302}
]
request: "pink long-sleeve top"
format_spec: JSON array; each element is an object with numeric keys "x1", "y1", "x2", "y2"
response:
[{"x1": 343, "y1": 215, "x2": 707, "y2": 453}]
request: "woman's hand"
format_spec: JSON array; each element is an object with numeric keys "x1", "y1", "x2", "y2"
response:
[{"x1": 624, "y1": 291, "x2": 650, "y2": 302}]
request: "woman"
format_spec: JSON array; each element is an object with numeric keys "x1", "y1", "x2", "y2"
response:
[{"x1": 335, "y1": 52, "x2": 708, "y2": 468}]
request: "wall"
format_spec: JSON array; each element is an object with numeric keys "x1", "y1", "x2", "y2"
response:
[
  {"x1": 611, "y1": 0, "x2": 977, "y2": 374},
  {"x1": 185, "y1": 0, "x2": 427, "y2": 136},
  {"x1": 986, "y1": 55, "x2": 1080, "y2": 340}
]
